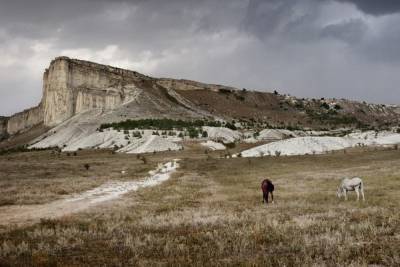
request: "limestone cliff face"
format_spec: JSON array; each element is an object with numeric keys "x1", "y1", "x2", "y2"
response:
[
  {"x1": 6, "y1": 105, "x2": 43, "y2": 135},
  {"x1": 2, "y1": 57, "x2": 149, "y2": 136},
  {"x1": 42, "y1": 57, "x2": 146, "y2": 127},
  {"x1": 0, "y1": 117, "x2": 8, "y2": 140}
]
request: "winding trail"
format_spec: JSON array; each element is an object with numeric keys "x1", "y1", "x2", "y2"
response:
[{"x1": 0, "y1": 160, "x2": 179, "y2": 227}]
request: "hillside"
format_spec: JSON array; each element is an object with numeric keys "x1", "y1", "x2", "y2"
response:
[{"x1": 1, "y1": 56, "x2": 399, "y2": 148}]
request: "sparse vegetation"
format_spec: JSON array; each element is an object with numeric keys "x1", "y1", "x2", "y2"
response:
[
  {"x1": 334, "y1": 104, "x2": 342, "y2": 110},
  {"x1": 84, "y1": 163, "x2": 90, "y2": 170},
  {"x1": 100, "y1": 118, "x2": 223, "y2": 131},
  {"x1": 320, "y1": 102, "x2": 330, "y2": 109},
  {"x1": 0, "y1": 148, "x2": 399, "y2": 265}
]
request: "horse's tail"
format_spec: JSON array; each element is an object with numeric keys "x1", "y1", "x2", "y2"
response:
[{"x1": 359, "y1": 180, "x2": 364, "y2": 190}]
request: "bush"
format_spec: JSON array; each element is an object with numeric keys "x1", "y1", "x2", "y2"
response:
[
  {"x1": 84, "y1": 163, "x2": 90, "y2": 170},
  {"x1": 320, "y1": 102, "x2": 330, "y2": 109},
  {"x1": 202, "y1": 131, "x2": 208, "y2": 138},
  {"x1": 334, "y1": 104, "x2": 342, "y2": 110},
  {"x1": 225, "y1": 122, "x2": 237, "y2": 130},
  {"x1": 188, "y1": 127, "x2": 200, "y2": 138},
  {"x1": 140, "y1": 156, "x2": 147, "y2": 164},
  {"x1": 275, "y1": 151, "x2": 281, "y2": 157},
  {"x1": 225, "y1": 142, "x2": 236, "y2": 149},
  {"x1": 133, "y1": 131, "x2": 142, "y2": 138},
  {"x1": 218, "y1": 88, "x2": 232, "y2": 94},
  {"x1": 235, "y1": 95, "x2": 245, "y2": 101}
]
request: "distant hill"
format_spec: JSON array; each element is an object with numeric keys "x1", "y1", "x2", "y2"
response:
[{"x1": 1, "y1": 56, "x2": 399, "y2": 148}]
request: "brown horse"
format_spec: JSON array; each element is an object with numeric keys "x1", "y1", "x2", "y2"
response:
[{"x1": 261, "y1": 179, "x2": 274, "y2": 204}]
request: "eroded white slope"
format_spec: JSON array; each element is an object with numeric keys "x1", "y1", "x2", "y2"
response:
[
  {"x1": 200, "y1": 140, "x2": 226, "y2": 150},
  {"x1": 241, "y1": 136, "x2": 359, "y2": 157},
  {"x1": 118, "y1": 135, "x2": 182, "y2": 154},
  {"x1": 240, "y1": 132, "x2": 400, "y2": 158},
  {"x1": 202, "y1": 126, "x2": 241, "y2": 143}
]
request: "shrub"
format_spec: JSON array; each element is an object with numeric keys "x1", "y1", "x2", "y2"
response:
[
  {"x1": 334, "y1": 104, "x2": 342, "y2": 110},
  {"x1": 235, "y1": 95, "x2": 245, "y2": 101},
  {"x1": 320, "y1": 102, "x2": 330, "y2": 109},
  {"x1": 225, "y1": 122, "x2": 237, "y2": 130},
  {"x1": 225, "y1": 142, "x2": 236, "y2": 149},
  {"x1": 275, "y1": 151, "x2": 281, "y2": 157},
  {"x1": 84, "y1": 163, "x2": 90, "y2": 171},
  {"x1": 202, "y1": 131, "x2": 208, "y2": 138},
  {"x1": 140, "y1": 156, "x2": 147, "y2": 164},
  {"x1": 218, "y1": 88, "x2": 232, "y2": 94},
  {"x1": 188, "y1": 127, "x2": 200, "y2": 138}
]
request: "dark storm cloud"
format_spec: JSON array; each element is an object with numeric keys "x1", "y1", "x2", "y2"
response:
[
  {"x1": 339, "y1": 0, "x2": 400, "y2": 15},
  {"x1": 1, "y1": 0, "x2": 400, "y2": 115},
  {"x1": 320, "y1": 18, "x2": 368, "y2": 44}
]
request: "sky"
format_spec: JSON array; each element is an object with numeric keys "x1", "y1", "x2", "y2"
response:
[{"x1": 1, "y1": 0, "x2": 400, "y2": 116}]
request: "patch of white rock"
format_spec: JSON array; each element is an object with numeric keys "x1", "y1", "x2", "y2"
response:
[{"x1": 239, "y1": 130, "x2": 400, "y2": 158}]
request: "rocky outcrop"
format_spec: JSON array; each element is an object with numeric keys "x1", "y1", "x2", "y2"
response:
[
  {"x1": 0, "y1": 117, "x2": 8, "y2": 141},
  {"x1": 42, "y1": 57, "x2": 148, "y2": 127},
  {"x1": 6, "y1": 105, "x2": 43, "y2": 135}
]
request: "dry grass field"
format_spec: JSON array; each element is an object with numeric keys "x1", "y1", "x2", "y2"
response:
[{"x1": 0, "y1": 146, "x2": 399, "y2": 266}]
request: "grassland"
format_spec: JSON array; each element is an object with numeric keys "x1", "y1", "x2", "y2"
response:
[{"x1": 0, "y1": 146, "x2": 399, "y2": 266}]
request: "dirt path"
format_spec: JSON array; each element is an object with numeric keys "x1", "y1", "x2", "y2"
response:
[{"x1": 0, "y1": 160, "x2": 179, "y2": 227}]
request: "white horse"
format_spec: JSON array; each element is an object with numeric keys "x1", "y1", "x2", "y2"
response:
[{"x1": 337, "y1": 177, "x2": 365, "y2": 201}]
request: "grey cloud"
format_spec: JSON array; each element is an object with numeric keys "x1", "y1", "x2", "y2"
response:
[
  {"x1": 338, "y1": 0, "x2": 400, "y2": 15},
  {"x1": 1, "y1": 0, "x2": 400, "y2": 115},
  {"x1": 320, "y1": 18, "x2": 368, "y2": 44}
]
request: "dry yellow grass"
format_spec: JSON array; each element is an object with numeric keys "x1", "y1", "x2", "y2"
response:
[{"x1": 0, "y1": 147, "x2": 399, "y2": 266}]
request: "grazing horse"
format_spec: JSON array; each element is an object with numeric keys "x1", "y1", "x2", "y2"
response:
[
  {"x1": 337, "y1": 177, "x2": 365, "y2": 201},
  {"x1": 261, "y1": 179, "x2": 275, "y2": 204}
]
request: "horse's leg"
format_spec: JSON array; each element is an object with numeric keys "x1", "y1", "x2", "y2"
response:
[
  {"x1": 271, "y1": 192, "x2": 274, "y2": 203},
  {"x1": 361, "y1": 186, "x2": 365, "y2": 201},
  {"x1": 262, "y1": 192, "x2": 266, "y2": 203},
  {"x1": 355, "y1": 187, "x2": 360, "y2": 201},
  {"x1": 265, "y1": 191, "x2": 269, "y2": 204},
  {"x1": 344, "y1": 190, "x2": 347, "y2": 201}
]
